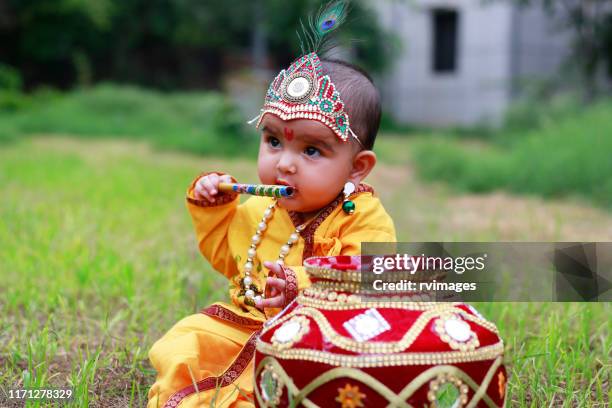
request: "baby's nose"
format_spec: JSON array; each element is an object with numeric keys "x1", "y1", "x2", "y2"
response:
[{"x1": 277, "y1": 153, "x2": 297, "y2": 174}]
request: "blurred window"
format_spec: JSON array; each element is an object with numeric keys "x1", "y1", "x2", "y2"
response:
[{"x1": 431, "y1": 8, "x2": 459, "y2": 74}]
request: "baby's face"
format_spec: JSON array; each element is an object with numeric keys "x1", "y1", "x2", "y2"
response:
[{"x1": 257, "y1": 113, "x2": 357, "y2": 214}]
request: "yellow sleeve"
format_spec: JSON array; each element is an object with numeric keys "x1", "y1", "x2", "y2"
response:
[{"x1": 186, "y1": 172, "x2": 240, "y2": 280}]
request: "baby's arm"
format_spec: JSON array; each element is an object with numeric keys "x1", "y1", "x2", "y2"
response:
[{"x1": 186, "y1": 172, "x2": 240, "y2": 280}]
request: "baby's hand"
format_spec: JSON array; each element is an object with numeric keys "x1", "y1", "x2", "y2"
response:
[
  {"x1": 194, "y1": 173, "x2": 233, "y2": 203},
  {"x1": 255, "y1": 261, "x2": 288, "y2": 309}
]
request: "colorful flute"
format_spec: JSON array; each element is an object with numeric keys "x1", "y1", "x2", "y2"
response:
[{"x1": 218, "y1": 182, "x2": 294, "y2": 198}]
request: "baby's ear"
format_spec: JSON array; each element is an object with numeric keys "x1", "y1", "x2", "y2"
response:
[{"x1": 349, "y1": 150, "x2": 377, "y2": 184}]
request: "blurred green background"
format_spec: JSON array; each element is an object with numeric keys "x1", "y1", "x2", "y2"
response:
[{"x1": 0, "y1": 0, "x2": 611, "y2": 407}]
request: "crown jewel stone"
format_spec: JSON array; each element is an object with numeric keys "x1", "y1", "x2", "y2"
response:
[{"x1": 287, "y1": 76, "x2": 310, "y2": 98}]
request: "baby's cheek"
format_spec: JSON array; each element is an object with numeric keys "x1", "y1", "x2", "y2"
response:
[
  {"x1": 258, "y1": 167, "x2": 274, "y2": 185},
  {"x1": 303, "y1": 177, "x2": 341, "y2": 203},
  {"x1": 257, "y1": 157, "x2": 275, "y2": 184}
]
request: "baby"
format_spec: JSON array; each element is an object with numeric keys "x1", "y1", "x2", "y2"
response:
[{"x1": 147, "y1": 54, "x2": 396, "y2": 408}]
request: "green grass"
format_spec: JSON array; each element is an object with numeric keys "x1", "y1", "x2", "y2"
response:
[
  {"x1": 410, "y1": 100, "x2": 612, "y2": 208},
  {"x1": 0, "y1": 137, "x2": 609, "y2": 406},
  {"x1": 0, "y1": 139, "x2": 243, "y2": 406},
  {"x1": 0, "y1": 84, "x2": 258, "y2": 156}
]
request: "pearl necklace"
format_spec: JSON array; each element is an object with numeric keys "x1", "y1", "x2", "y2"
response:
[{"x1": 242, "y1": 200, "x2": 306, "y2": 304}]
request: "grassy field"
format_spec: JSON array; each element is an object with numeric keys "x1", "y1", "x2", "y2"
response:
[
  {"x1": 0, "y1": 85, "x2": 256, "y2": 156},
  {"x1": 0, "y1": 136, "x2": 610, "y2": 407},
  {"x1": 409, "y1": 99, "x2": 612, "y2": 209}
]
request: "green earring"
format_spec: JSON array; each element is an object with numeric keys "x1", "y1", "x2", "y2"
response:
[{"x1": 342, "y1": 181, "x2": 356, "y2": 214}]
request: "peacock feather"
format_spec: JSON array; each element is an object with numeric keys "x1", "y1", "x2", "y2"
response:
[{"x1": 297, "y1": 0, "x2": 351, "y2": 56}]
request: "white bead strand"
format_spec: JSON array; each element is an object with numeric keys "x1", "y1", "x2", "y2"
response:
[
  {"x1": 243, "y1": 202, "x2": 277, "y2": 298},
  {"x1": 241, "y1": 200, "x2": 309, "y2": 304}
]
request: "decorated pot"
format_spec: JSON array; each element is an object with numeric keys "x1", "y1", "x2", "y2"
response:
[{"x1": 254, "y1": 255, "x2": 507, "y2": 407}]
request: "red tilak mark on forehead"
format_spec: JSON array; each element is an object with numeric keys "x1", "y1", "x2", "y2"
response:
[{"x1": 284, "y1": 127, "x2": 294, "y2": 141}]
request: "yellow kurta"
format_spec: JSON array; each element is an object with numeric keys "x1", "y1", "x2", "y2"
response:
[{"x1": 147, "y1": 175, "x2": 396, "y2": 408}]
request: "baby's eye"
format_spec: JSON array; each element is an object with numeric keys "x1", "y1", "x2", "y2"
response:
[
  {"x1": 267, "y1": 136, "x2": 281, "y2": 148},
  {"x1": 304, "y1": 146, "x2": 321, "y2": 157}
]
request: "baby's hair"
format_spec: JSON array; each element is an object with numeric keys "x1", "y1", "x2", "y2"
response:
[{"x1": 321, "y1": 59, "x2": 381, "y2": 150}]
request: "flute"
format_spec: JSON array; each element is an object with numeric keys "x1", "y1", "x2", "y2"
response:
[{"x1": 218, "y1": 182, "x2": 295, "y2": 198}]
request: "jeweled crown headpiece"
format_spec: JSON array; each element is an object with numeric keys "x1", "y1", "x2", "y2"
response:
[{"x1": 249, "y1": 1, "x2": 362, "y2": 146}]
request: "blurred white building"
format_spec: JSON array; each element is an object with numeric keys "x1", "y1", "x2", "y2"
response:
[{"x1": 373, "y1": 0, "x2": 571, "y2": 126}]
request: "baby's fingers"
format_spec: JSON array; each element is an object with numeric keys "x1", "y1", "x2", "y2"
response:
[
  {"x1": 194, "y1": 182, "x2": 213, "y2": 202},
  {"x1": 204, "y1": 173, "x2": 220, "y2": 195},
  {"x1": 266, "y1": 277, "x2": 286, "y2": 291},
  {"x1": 194, "y1": 177, "x2": 209, "y2": 200},
  {"x1": 195, "y1": 175, "x2": 219, "y2": 202},
  {"x1": 255, "y1": 295, "x2": 284, "y2": 309}
]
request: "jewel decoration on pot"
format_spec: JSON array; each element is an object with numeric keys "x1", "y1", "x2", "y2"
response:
[
  {"x1": 335, "y1": 383, "x2": 366, "y2": 408},
  {"x1": 271, "y1": 316, "x2": 310, "y2": 351},
  {"x1": 342, "y1": 308, "x2": 390, "y2": 342},
  {"x1": 260, "y1": 364, "x2": 283, "y2": 407},
  {"x1": 427, "y1": 373, "x2": 469, "y2": 407},
  {"x1": 434, "y1": 313, "x2": 480, "y2": 352},
  {"x1": 498, "y1": 371, "x2": 506, "y2": 399}
]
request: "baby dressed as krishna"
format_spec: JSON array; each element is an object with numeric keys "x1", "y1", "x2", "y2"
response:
[{"x1": 147, "y1": 2, "x2": 396, "y2": 407}]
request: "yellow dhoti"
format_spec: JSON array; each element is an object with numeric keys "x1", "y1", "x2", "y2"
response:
[{"x1": 147, "y1": 304, "x2": 263, "y2": 408}]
